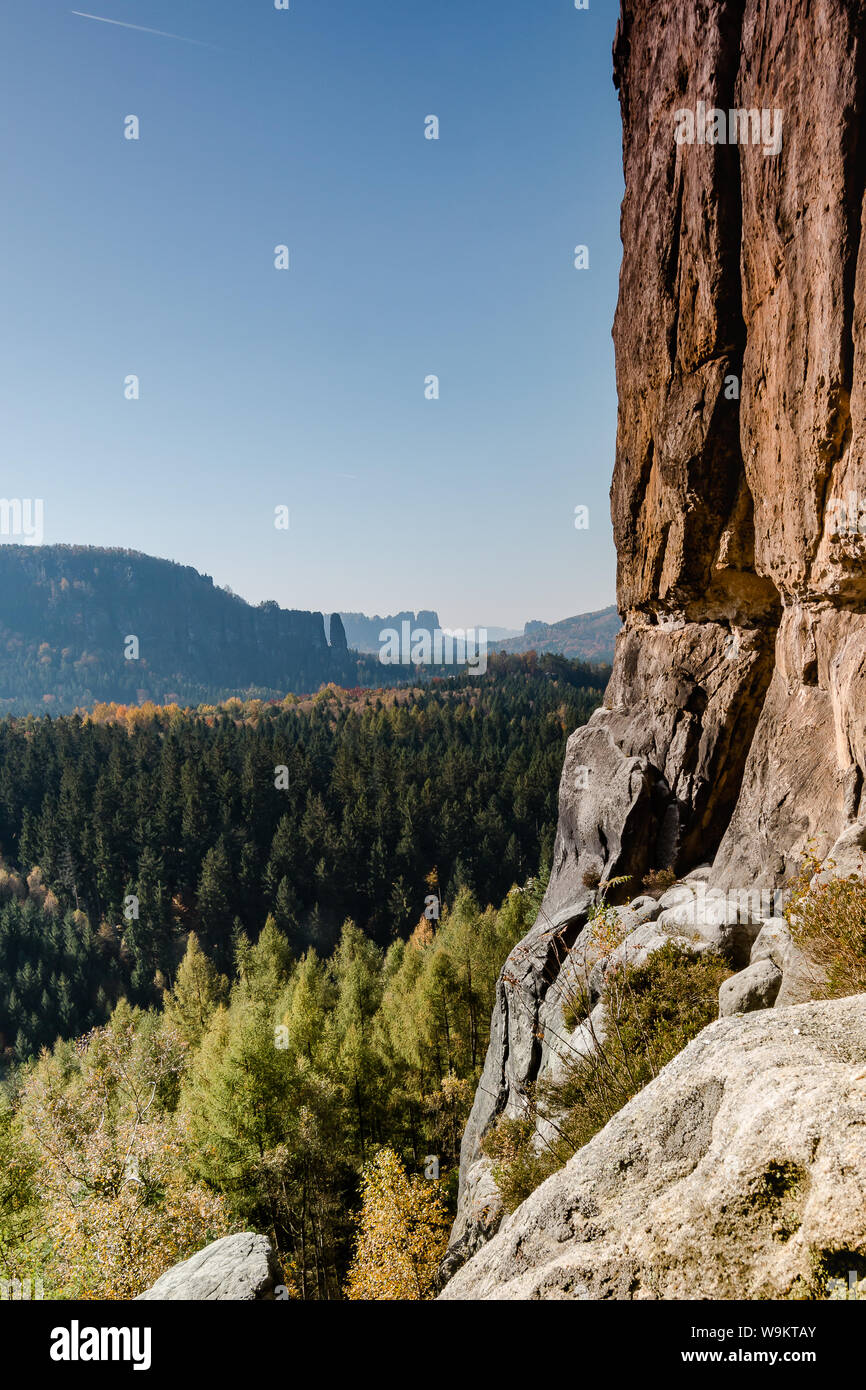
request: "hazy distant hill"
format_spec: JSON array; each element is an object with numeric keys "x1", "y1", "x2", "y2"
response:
[
  {"x1": 338, "y1": 613, "x2": 521, "y2": 653},
  {"x1": 0, "y1": 545, "x2": 356, "y2": 714},
  {"x1": 337, "y1": 610, "x2": 441, "y2": 654},
  {"x1": 494, "y1": 606, "x2": 620, "y2": 662}
]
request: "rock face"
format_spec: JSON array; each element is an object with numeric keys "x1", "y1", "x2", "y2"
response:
[
  {"x1": 135, "y1": 1233, "x2": 284, "y2": 1301},
  {"x1": 445, "y1": 0, "x2": 866, "y2": 1281},
  {"x1": 441, "y1": 996, "x2": 866, "y2": 1300},
  {"x1": 449, "y1": 877, "x2": 774, "y2": 1262},
  {"x1": 561, "y1": 0, "x2": 866, "y2": 900},
  {"x1": 450, "y1": 900, "x2": 593, "y2": 1261}
]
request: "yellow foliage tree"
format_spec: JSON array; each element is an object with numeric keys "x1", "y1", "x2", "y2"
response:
[
  {"x1": 17, "y1": 1004, "x2": 232, "y2": 1298},
  {"x1": 344, "y1": 1147, "x2": 449, "y2": 1300}
]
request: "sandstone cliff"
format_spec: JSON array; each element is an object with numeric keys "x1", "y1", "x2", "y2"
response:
[
  {"x1": 445, "y1": 0, "x2": 866, "y2": 1283},
  {"x1": 590, "y1": 0, "x2": 866, "y2": 899}
]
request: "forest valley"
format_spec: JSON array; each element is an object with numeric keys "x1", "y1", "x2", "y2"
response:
[{"x1": 0, "y1": 652, "x2": 607, "y2": 1298}]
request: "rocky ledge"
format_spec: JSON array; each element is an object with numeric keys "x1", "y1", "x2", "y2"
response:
[
  {"x1": 441, "y1": 995, "x2": 866, "y2": 1300},
  {"x1": 444, "y1": 860, "x2": 824, "y2": 1273}
]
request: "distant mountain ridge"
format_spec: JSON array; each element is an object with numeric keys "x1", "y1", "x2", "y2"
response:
[
  {"x1": 0, "y1": 547, "x2": 618, "y2": 715},
  {"x1": 337, "y1": 610, "x2": 440, "y2": 654},
  {"x1": 494, "y1": 606, "x2": 620, "y2": 662},
  {"x1": 0, "y1": 545, "x2": 355, "y2": 714}
]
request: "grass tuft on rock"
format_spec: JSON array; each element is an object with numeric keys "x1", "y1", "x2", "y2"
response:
[
  {"x1": 483, "y1": 942, "x2": 731, "y2": 1211},
  {"x1": 785, "y1": 846, "x2": 866, "y2": 998}
]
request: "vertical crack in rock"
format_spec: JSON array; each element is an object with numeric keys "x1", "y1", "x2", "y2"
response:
[
  {"x1": 715, "y1": 0, "x2": 866, "y2": 885},
  {"x1": 814, "y1": 43, "x2": 866, "y2": 556}
]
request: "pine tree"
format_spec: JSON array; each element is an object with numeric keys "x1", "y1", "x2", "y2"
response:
[
  {"x1": 162, "y1": 933, "x2": 229, "y2": 1049},
  {"x1": 236, "y1": 915, "x2": 292, "y2": 1005},
  {"x1": 196, "y1": 840, "x2": 235, "y2": 968}
]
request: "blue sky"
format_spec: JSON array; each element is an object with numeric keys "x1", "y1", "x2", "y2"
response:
[{"x1": 0, "y1": 0, "x2": 624, "y2": 630}]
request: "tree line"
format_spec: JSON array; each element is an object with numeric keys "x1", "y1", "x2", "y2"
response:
[{"x1": 0, "y1": 653, "x2": 606, "y2": 1058}]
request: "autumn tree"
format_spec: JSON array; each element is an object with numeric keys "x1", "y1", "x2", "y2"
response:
[
  {"x1": 181, "y1": 993, "x2": 349, "y2": 1298},
  {"x1": 344, "y1": 1147, "x2": 449, "y2": 1300},
  {"x1": 16, "y1": 1002, "x2": 231, "y2": 1298}
]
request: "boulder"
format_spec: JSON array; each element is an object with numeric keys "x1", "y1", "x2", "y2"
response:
[
  {"x1": 657, "y1": 883, "x2": 698, "y2": 912},
  {"x1": 682, "y1": 865, "x2": 712, "y2": 882},
  {"x1": 750, "y1": 917, "x2": 821, "y2": 1007},
  {"x1": 718, "y1": 958, "x2": 782, "y2": 1015},
  {"x1": 750, "y1": 917, "x2": 798, "y2": 969},
  {"x1": 441, "y1": 996, "x2": 866, "y2": 1300},
  {"x1": 606, "y1": 922, "x2": 704, "y2": 972},
  {"x1": 613, "y1": 898, "x2": 663, "y2": 934},
  {"x1": 656, "y1": 889, "x2": 762, "y2": 966},
  {"x1": 135, "y1": 1233, "x2": 284, "y2": 1301},
  {"x1": 811, "y1": 823, "x2": 866, "y2": 886}
]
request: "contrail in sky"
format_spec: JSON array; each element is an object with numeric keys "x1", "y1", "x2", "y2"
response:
[{"x1": 71, "y1": 11, "x2": 212, "y2": 47}]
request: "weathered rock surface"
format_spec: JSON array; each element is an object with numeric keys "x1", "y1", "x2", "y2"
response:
[
  {"x1": 447, "y1": 876, "x2": 800, "y2": 1266},
  {"x1": 135, "y1": 1233, "x2": 284, "y2": 1301},
  {"x1": 441, "y1": 997, "x2": 866, "y2": 1300},
  {"x1": 438, "y1": 1161, "x2": 504, "y2": 1285},
  {"x1": 813, "y1": 822, "x2": 866, "y2": 885},
  {"x1": 453, "y1": 898, "x2": 591, "y2": 1254},
  {"x1": 551, "y1": 627, "x2": 776, "y2": 912},
  {"x1": 718, "y1": 957, "x2": 782, "y2": 1015},
  {"x1": 447, "y1": 0, "x2": 866, "y2": 1282},
  {"x1": 566, "y1": 0, "x2": 866, "y2": 894},
  {"x1": 748, "y1": 916, "x2": 819, "y2": 1007}
]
